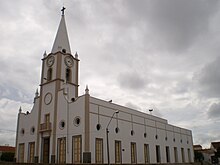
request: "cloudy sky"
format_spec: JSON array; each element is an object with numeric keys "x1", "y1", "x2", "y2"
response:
[{"x1": 0, "y1": 0, "x2": 220, "y2": 148}]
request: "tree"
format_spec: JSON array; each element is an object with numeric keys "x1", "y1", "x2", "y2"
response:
[
  {"x1": 215, "y1": 148, "x2": 220, "y2": 157},
  {"x1": 194, "y1": 151, "x2": 204, "y2": 162},
  {"x1": 0, "y1": 152, "x2": 15, "y2": 162},
  {"x1": 212, "y1": 148, "x2": 220, "y2": 164}
]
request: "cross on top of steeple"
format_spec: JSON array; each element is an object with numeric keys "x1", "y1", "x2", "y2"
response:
[
  {"x1": 61, "y1": 6, "x2": 66, "y2": 16},
  {"x1": 51, "y1": 6, "x2": 71, "y2": 54}
]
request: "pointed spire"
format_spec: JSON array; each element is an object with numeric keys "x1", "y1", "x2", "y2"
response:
[
  {"x1": 85, "y1": 85, "x2": 89, "y2": 94},
  {"x1": 43, "y1": 51, "x2": 47, "y2": 58},
  {"x1": 35, "y1": 88, "x2": 39, "y2": 98},
  {"x1": 75, "y1": 52, "x2": 78, "y2": 59},
  {"x1": 19, "y1": 106, "x2": 22, "y2": 113},
  {"x1": 51, "y1": 7, "x2": 71, "y2": 54}
]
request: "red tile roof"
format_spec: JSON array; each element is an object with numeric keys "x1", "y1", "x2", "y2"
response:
[{"x1": 0, "y1": 146, "x2": 15, "y2": 152}]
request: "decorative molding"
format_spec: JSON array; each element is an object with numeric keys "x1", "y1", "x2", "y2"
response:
[{"x1": 44, "y1": 93, "x2": 53, "y2": 105}]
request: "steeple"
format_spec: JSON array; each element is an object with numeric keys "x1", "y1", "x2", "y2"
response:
[{"x1": 51, "y1": 7, "x2": 71, "y2": 54}]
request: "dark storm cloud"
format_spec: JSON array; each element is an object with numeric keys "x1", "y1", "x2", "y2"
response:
[
  {"x1": 118, "y1": 72, "x2": 147, "y2": 90},
  {"x1": 208, "y1": 102, "x2": 220, "y2": 119},
  {"x1": 125, "y1": 0, "x2": 219, "y2": 52},
  {"x1": 194, "y1": 56, "x2": 220, "y2": 98}
]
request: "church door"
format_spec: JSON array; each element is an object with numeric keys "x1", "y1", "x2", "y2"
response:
[
  {"x1": 43, "y1": 137, "x2": 50, "y2": 163},
  {"x1": 72, "y1": 135, "x2": 82, "y2": 163},
  {"x1": 58, "y1": 137, "x2": 66, "y2": 163}
]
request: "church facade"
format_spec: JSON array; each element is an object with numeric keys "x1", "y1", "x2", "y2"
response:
[{"x1": 15, "y1": 11, "x2": 194, "y2": 164}]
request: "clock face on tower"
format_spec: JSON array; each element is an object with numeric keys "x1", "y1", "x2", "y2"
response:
[
  {"x1": 47, "y1": 56, "x2": 55, "y2": 67},
  {"x1": 64, "y1": 56, "x2": 73, "y2": 67},
  {"x1": 44, "y1": 93, "x2": 52, "y2": 105}
]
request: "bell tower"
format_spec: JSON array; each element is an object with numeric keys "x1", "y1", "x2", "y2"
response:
[
  {"x1": 36, "y1": 8, "x2": 79, "y2": 163},
  {"x1": 40, "y1": 8, "x2": 79, "y2": 99}
]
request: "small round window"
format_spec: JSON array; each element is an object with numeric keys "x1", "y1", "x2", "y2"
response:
[
  {"x1": 74, "y1": 117, "x2": 81, "y2": 127},
  {"x1": 30, "y1": 127, "x2": 35, "y2": 135},
  {"x1": 96, "y1": 124, "x2": 101, "y2": 131},
  {"x1": 115, "y1": 127, "x2": 120, "y2": 133},
  {"x1": 59, "y1": 120, "x2": 65, "y2": 130},
  {"x1": 155, "y1": 135, "x2": 158, "y2": 139},
  {"x1": 165, "y1": 137, "x2": 168, "y2": 141},
  {"x1": 131, "y1": 130, "x2": 135, "y2": 136},
  {"x1": 20, "y1": 128, "x2": 25, "y2": 135},
  {"x1": 144, "y1": 132, "x2": 147, "y2": 138},
  {"x1": 173, "y1": 138, "x2": 176, "y2": 142},
  {"x1": 180, "y1": 139, "x2": 183, "y2": 143}
]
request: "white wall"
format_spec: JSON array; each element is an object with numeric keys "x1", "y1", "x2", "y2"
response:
[
  {"x1": 16, "y1": 93, "x2": 194, "y2": 164},
  {"x1": 56, "y1": 91, "x2": 86, "y2": 163},
  {"x1": 16, "y1": 97, "x2": 39, "y2": 162},
  {"x1": 89, "y1": 96, "x2": 194, "y2": 164}
]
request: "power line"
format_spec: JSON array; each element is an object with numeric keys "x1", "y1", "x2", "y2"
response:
[{"x1": 0, "y1": 128, "x2": 16, "y2": 133}]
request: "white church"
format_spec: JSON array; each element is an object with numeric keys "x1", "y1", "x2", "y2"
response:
[{"x1": 15, "y1": 9, "x2": 194, "y2": 164}]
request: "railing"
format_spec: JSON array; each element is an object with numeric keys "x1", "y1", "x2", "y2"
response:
[{"x1": 39, "y1": 122, "x2": 52, "y2": 132}]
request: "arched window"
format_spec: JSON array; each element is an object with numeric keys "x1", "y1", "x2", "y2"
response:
[
  {"x1": 66, "y1": 68, "x2": 71, "y2": 82},
  {"x1": 47, "y1": 68, "x2": 52, "y2": 81}
]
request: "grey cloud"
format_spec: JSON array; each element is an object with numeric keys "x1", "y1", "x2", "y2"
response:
[
  {"x1": 150, "y1": 106, "x2": 163, "y2": 118},
  {"x1": 0, "y1": 1, "x2": 23, "y2": 20},
  {"x1": 208, "y1": 102, "x2": 220, "y2": 119},
  {"x1": 174, "y1": 82, "x2": 190, "y2": 94},
  {"x1": 0, "y1": 98, "x2": 18, "y2": 146},
  {"x1": 1, "y1": 0, "x2": 220, "y2": 148},
  {"x1": 125, "y1": 0, "x2": 219, "y2": 52},
  {"x1": 194, "y1": 56, "x2": 220, "y2": 98},
  {"x1": 193, "y1": 124, "x2": 220, "y2": 147},
  {"x1": 194, "y1": 133, "x2": 214, "y2": 147},
  {"x1": 125, "y1": 102, "x2": 141, "y2": 110},
  {"x1": 118, "y1": 72, "x2": 147, "y2": 90},
  {"x1": 0, "y1": 132, "x2": 16, "y2": 146},
  {"x1": 0, "y1": 85, "x2": 32, "y2": 103},
  {"x1": 170, "y1": 81, "x2": 191, "y2": 95},
  {"x1": 0, "y1": 56, "x2": 38, "y2": 103}
]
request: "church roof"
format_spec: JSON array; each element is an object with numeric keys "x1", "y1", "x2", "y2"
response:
[{"x1": 51, "y1": 11, "x2": 71, "y2": 54}]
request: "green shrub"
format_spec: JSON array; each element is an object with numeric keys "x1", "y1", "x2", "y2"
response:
[{"x1": 0, "y1": 152, "x2": 15, "y2": 162}]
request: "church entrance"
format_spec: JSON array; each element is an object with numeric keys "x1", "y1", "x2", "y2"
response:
[
  {"x1": 58, "y1": 137, "x2": 66, "y2": 163},
  {"x1": 42, "y1": 137, "x2": 50, "y2": 163}
]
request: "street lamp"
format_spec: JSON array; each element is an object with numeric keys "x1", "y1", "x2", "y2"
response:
[
  {"x1": 63, "y1": 85, "x2": 74, "y2": 163},
  {"x1": 106, "y1": 110, "x2": 119, "y2": 165}
]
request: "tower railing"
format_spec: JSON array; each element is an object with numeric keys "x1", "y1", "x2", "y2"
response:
[{"x1": 39, "y1": 122, "x2": 52, "y2": 132}]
